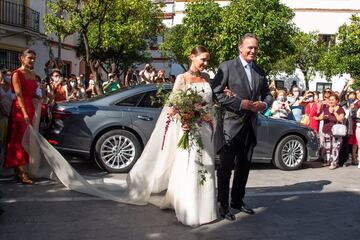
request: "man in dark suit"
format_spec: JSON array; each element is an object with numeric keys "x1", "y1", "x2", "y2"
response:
[{"x1": 211, "y1": 33, "x2": 273, "y2": 221}]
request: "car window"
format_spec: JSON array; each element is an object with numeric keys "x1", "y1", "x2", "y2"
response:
[
  {"x1": 115, "y1": 92, "x2": 146, "y2": 107},
  {"x1": 138, "y1": 91, "x2": 163, "y2": 108}
]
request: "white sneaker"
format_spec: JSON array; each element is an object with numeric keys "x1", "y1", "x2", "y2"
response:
[
  {"x1": 329, "y1": 164, "x2": 338, "y2": 170},
  {"x1": 358, "y1": 162, "x2": 360, "y2": 169}
]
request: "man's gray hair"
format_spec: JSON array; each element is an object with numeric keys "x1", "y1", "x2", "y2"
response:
[{"x1": 238, "y1": 33, "x2": 257, "y2": 45}]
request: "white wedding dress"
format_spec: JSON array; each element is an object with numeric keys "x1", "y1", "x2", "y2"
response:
[{"x1": 23, "y1": 74, "x2": 217, "y2": 227}]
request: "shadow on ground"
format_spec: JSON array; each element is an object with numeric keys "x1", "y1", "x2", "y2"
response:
[{"x1": 0, "y1": 179, "x2": 359, "y2": 240}]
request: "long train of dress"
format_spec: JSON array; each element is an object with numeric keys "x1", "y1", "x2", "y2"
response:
[{"x1": 23, "y1": 80, "x2": 217, "y2": 226}]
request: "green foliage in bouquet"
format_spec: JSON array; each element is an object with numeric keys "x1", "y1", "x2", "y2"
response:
[
  {"x1": 150, "y1": 84, "x2": 171, "y2": 107},
  {"x1": 166, "y1": 87, "x2": 210, "y2": 150}
]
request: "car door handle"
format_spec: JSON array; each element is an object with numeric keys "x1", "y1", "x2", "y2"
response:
[{"x1": 137, "y1": 115, "x2": 153, "y2": 121}]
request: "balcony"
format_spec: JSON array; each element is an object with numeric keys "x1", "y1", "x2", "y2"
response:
[
  {"x1": 153, "y1": 0, "x2": 175, "y2": 4},
  {"x1": 0, "y1": 0, "x2": 40, "y2": 33}
]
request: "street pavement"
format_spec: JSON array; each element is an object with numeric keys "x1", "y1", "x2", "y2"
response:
[{"x1": 0, "y1": 161, "x2": 359, "y2": 240}]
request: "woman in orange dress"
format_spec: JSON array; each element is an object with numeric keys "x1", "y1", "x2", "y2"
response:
[{"x1": 4, "y1": 49, "x2": 38, "y2": 184}]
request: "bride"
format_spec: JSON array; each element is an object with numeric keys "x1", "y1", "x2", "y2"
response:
[{"x1": 24, "y1": 45, "x2": 218, "y2": 227}]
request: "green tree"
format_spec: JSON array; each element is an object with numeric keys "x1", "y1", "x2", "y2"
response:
[
  {"x1": 273, "y1": 31, "x2": 327, "y2": 90},
  {"x1": 160, "y1": 0, "x2": 222, "y2": 73},
  {"x1": 45, "y1": 0, "x2": 162, "y2": 93},
  {"x1": 159, "y1": 24, "x2": 188, "y2": 71},
  {"x1": 181, "y1": 0, "x2": 222, "y2": 72},
  {"x1": 217, "y1": 0, "x2": 296, "y2": 74},
  {"x1": 318, "y1": 14, "x2": 360, "y2": 87}
]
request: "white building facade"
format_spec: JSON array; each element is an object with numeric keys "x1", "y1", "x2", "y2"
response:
[
  {"x1": 0, "y1": 0, "x2": 82, "y2": 79},
  {"x1": 154, "y1": 0, "x2": 360, "y2": 92}
]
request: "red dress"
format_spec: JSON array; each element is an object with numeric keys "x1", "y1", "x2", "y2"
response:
[
  {"x1": 4, "y1": 69, "x2": 38, "y2": 168},
  {"x1": 305, "y1": 102, "x2": 319, "y2": 133}
]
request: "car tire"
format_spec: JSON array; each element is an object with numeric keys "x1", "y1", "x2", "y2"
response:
[
  {"x1": 273, "y1": 135, "x2": 306, "y2": 170},
  {"x1": 94, "y1": 129, "x2": 142, "y2": 173}
]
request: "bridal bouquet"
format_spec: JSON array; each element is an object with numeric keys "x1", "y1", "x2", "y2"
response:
[
  {"x1": 161, "y1": 87, "x2": 213, "y2": 185},
  {"x1": 164, "y1": 88, "x2": 213, "y2": 149}
]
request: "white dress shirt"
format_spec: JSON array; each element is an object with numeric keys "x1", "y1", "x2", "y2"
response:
[{"x1": 239, "y1": 56, "x2": 253, "y2": 90}]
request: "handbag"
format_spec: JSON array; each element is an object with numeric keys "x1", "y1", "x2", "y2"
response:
[
  {"x1": 300, "y1": 115, "x2": 310, "y2": 126},
  {"x1": 331, "y1": 123, "x2": 347, "y2": 137}
]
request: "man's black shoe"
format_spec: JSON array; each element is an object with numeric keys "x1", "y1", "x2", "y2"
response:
[
  {"x1": 219, "y1": 205, "x2": 235, "y2": 221},
  {"x1": 231, "y1": 202, "x2": 255, "y2": 215}
]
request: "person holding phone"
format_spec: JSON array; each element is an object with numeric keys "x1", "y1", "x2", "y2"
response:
[
  {"x1": 288, "y1": 85, "x2": 305, "y2": 121},
  {"x1": 50, "y1": 69, "x2": 67, "y2": 102},
  {"x1": 271, "y1": 89, "x2": 291, "y2": 119},
  {"x1": 303, "y1": 91, "x2": 320, "y2": 133}
]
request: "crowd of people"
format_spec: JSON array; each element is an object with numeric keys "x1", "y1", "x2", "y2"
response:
[
  {"x1": 265, "y1": 80, "x2": 360, "y2": 170},
  {"x1": 42, "y1": 64, "x2": 176, "y2": 101},
  {"x1": 43, "y1": 64, "x2": 176, "y2": 102}
]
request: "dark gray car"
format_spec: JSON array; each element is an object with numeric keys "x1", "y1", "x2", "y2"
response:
[{"x1": 44, "y1": 84, "x2": 319, "y2": 173}]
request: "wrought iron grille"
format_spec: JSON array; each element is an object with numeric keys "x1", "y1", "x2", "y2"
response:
[
  {"x1": 0, "y1": 48, "x2": 20, "y2": 71},
  {"x1": 0, "y1": 0, "x2": 40, "y2": 32}
]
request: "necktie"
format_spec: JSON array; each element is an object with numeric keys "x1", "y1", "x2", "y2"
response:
[{"x1": 245, "y1": 63, "x2": 253, "y2": 90}]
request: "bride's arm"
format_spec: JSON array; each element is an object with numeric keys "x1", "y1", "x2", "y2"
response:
[
  {"x1": 168, "y1": 74, "x2": 185, "y2": 101},
  {"x1": 171, "y1": 74, "x2": 185, "y2": 93},
  {"x1": 166, "y1": 74, "x2": 185, "y2": 117}
]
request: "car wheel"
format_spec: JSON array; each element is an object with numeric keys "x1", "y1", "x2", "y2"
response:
[
  {"x1": 95, "y1": 129, "x2": 142, "y2": 173},
  {"x1": 273, "y1": 135, "x2": 306, "y2": 170}
]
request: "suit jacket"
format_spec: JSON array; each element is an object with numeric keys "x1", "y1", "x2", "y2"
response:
[{"x1": 211, "y1": 57, "x2": 273, "y2": 152}]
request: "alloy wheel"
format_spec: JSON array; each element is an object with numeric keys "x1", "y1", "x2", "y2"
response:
[
  {"x1": 281, "y1": 139, "x2": 304, "y2": 168},
  {"x1": 100, "y1": 135, "x2": 136, "y2": 170}
]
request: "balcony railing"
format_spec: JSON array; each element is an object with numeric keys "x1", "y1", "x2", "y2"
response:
[
  {"x1": 0, "y1": 0, "x2": 40, "y2": 33},
  {"x1": 153, "y1": 0, "x2": 175, "y2": 4},
  {"x1": 0, "y1": 48, "x2": 21, "y2": 71}
]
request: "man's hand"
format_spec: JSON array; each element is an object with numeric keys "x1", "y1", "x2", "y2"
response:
[
  {"x1": 181, "y1": 123, "x2": 190, "y2": 131},
  {"x1": 224, "y1": 87, "x2": 236, "y2": 97},
  {"x1": 241, "y1": 99, "x2": 253, "y2": 110},
  {"x1": 251, "y1": 101, "x2": 266, "y2": 112}
]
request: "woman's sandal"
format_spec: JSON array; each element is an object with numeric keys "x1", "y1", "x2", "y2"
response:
[{"x1": 17, "y1": 169, "x2": 33, "y2": 185}]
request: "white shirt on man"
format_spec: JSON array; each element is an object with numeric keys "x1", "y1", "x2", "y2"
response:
[{"x1": 239, "y1": 56, "x2": 253, "y2": 90}]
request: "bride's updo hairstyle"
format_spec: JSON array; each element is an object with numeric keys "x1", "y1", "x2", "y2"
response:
[{"x1": 189, "y1": 45, "x2": 208, "y2": 60}]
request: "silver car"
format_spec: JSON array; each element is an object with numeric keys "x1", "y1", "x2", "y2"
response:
[{"x1": 44, "y1": 84, "x2": 319, "y2": 173}]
